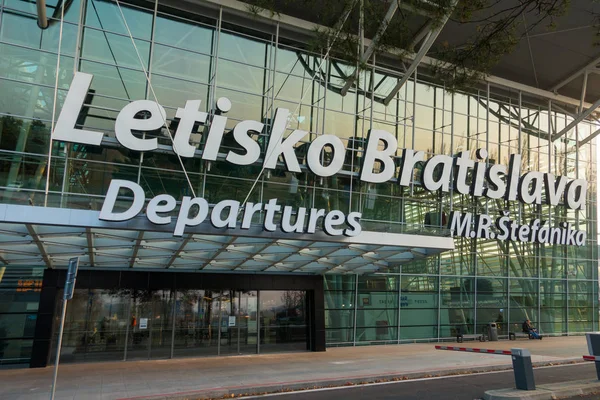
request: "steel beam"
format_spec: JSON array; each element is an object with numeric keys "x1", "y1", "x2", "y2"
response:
[
  {"x1": 550, "y1": 96, "x2": 600, "y2": 142},
  {"x1": 26, "y1": 224, "x2": 53, "y2": 268},
  {"x1": 410, "y1": 20, "x2": 433, "y2": 51},
  {"x1": 165, "y1": 235, "x2": 191, "y2": 269},
  {"x1": 552, "y1": 103, "x2": 600, "y2": 133},
  {"x1": 200, "y1": 236, "x2": 237, "y2": 270},
  {"x1": 233, "y1": 241, "x2": 275, "y2": 270},
  {"x1": 578, "y1": 126, "x2": 600, "y2": 147},
  {"x1": 129, "y1": 231, "x2": 144, "y2": 268},
  {"x1": 551, "y1": 53, "x2": 600, "y2": 92},
  {"x1": 340, "y1": 0, "x2": 399, "y2": 96},
  {"x1": 204, "y1": 0, "x2": 592, "y2": 108},
  {"x1": 292, "y1": 246, "x2": 346, "y2": 272},
  {"x1": 383, "y1": 0, "x2": 456, "y2": 105},
  {"x1": 264, "y1": 241, "x2": 316, "y2": 271},
  {"x1": 86, "y1": 228, "x2": 95, "y2": 267},
  {"x1": 523, "y1": 14, "x2": 539, "y2": 88},
  {"x1": 36, "y1": 0, "x2": 48, "y2": 29}
]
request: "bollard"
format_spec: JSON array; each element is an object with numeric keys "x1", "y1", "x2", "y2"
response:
[
  {"x1": 511, "y1": 348, "x2": 535, "y2": 390},
  {"x1": 586, "y1": 333, "x2": 600, "y2": 380}
]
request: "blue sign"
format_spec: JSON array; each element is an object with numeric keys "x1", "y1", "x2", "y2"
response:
[{"x1": 63, "y1": 257, "x2": 79, "y2": 300}]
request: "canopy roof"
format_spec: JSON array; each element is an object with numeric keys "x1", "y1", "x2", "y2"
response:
[
  {"x1": 0, "y1": 204, "x2": 454, "y2": 273},
  {"x1": 217, "y1": 0, "x2": 600, "y2": 109}
]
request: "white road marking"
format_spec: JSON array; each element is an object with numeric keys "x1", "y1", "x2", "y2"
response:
[{"x1": 236, "y1": 362, "x2": 586, "y2": 398}]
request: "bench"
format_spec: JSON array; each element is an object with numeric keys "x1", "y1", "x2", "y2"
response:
[
  {"x1": 509, "y1": 332, "x2": 531, "y2": 340},
  {"x1": 457, "y1": 333, "x2": 487, "y2": 343}
]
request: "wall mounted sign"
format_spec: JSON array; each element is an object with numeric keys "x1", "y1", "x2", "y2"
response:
[
  {"x1": 55, "y1": 73, "x2": 588, "y2": 245},
  {"x1": 449, "y1": 211, "x2": 587, "y2": 246},
  {"x1": 99, "y1": 179, "x2": 362, "y2": 237}
]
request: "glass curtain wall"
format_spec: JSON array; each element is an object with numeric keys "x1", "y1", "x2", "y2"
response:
[
  {"x1": 0, "y1": 0, "x2": 597, "y2": 348},
  {"x1": 0, "y1": 266, "x2": 44, "y2": 365}
]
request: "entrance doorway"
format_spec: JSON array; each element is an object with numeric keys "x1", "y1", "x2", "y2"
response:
[
  {"x1": 51, "y1": 288, "x2": 309, "y2": 362},
  {"x1": 126, "y1": 290, "x2": 174, "y2": 360},
  {"x1": 219, "y1": 291, "x2": 258, "y2": 355},
  {"x1": 172, "y1": 290, "x2": 258, "y2": 356}
]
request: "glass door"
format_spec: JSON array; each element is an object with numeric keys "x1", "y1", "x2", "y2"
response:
[
  {"x1": 260, "y1": 290, "x2": 308, "y2": 353},
  {"x1": 173, "y1": 290, "x2": 220, "y2": 357},
  {"x1": 82, "y1": 289, "x2": 130, "y2": 362},
  {"x1": 221, "y1": 291, "x2": 258, "y2": 355},
  {"x1": 51, "y1": 289, "x2": 130, "y2": 363},
  {"x1": 53, "y1": 287, "x2": 311, "y2": 362},
  {"x1": 126, "y1": 290, "x2": 174, "y2": 360},
  {"x1": 126, "y1": 290, "x2": 152, "y2": 360},
  {"x1": 218, "y1": 291, "x2": 235, "y2": 355},
  {"x1": 149, "y1": 290, "x2": 174, "y2": 359},
  {"x1": 239, "y1": 291, "x2": 258, "y2": 354}
]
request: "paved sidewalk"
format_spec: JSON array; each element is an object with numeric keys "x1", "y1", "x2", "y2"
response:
[{"x1": 0, "y1": 336, "x2": 590, "y2": 400}]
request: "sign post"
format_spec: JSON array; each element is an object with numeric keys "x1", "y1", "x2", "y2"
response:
[{"x1": 50, "y1": 257, "x2": 79, "y2": 400}]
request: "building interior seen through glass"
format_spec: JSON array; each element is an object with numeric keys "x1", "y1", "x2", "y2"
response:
[
  {"x1": 0, "y1": 0, "x2": 597, "y2": 355},
  {"x1": 49, "y1": 289, "x2": 308, "y2": 362},
  {"x1": 0, "y1": 267, "x2": 43, "y2": 365}
]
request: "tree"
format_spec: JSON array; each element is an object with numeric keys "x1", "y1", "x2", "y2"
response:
[{"x1": 243, "y1": 0, "x2": 580, "y2": 91}]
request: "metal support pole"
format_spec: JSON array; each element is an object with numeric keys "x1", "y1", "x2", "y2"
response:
[
  {"x1": 170, "y1": 291, "x2": 177, "y2": 359},
  {"x1": 50, "y1": 299, "x2": 68, "y2": 400},
  {"x1": 217, "y1": 295, "x2": 223, "y2": 356},
  {"x1": 123, "y1": 294, "x2": 132, "y2": 361},
  {"x1": 50, "y1": 257, "x2": 78, "y2": 400},
  {"x1": 397, "y1": 271, "x2": 402, "y2": 344},
  {"x1": 352, "y1": 274, "x2": 358, "y2": 345},
  {"x1": 257, "y1": 291, "x2": 261, "y2": 354},
  {"x1": 237, "y1": 293, "x2": 241, "y2": 354}
]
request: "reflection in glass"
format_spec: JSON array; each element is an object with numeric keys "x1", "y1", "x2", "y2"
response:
[
  {"x1": 173, "y1": 290, "x2": 219, "y2": 357},
  {"x1": 82, "y1": 29, "x2": 150, "y2": 70},
  {"x1": 51, "y1": 289, "x2": 131, "y2": 363},
  {"x1": 84, "y1": 0, "x2": 153, "y2": 39},
  {"x1": 260, "y1": 290, "x2": 308, "y2": 353}
]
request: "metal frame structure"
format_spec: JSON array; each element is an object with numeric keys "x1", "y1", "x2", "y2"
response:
[
  {"x1": 0, "y1": 203, "x2": 453, "y2": 273},
  {"x1": 551, "y1": 55, "x2": 600, "y2": 93},
  {"x1": 1, "y1": 0, "x2": 597, "y2": 355}
]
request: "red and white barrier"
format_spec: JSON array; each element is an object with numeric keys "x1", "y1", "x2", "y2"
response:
[
  {"x1": 583, "y1": 355, "x2": 600, "y2": 361},
  {"x1": 435, "y1": 345, "x2": 512, "y2": 355}
]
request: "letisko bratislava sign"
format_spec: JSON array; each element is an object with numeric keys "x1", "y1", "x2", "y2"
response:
[{"x1": 51, "y1": 72, "x2": 588, "y2": 245}]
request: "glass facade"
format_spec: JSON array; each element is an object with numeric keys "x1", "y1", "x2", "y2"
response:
[
  {"x1": 50, "y1": 288, "x2": 307, "y2": 362},
  {"x1": 0, "y1": 0, "x2": 597, "y2": 364},
  {"x1": 0, "y1": 266, "x2": 44, "y2": 365}
]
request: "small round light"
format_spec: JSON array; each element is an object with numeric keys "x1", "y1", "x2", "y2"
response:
[{"x1": 216, "y1": 97, "x2": 232, "y2": 113}]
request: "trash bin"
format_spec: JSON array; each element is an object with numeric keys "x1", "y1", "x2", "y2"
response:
[{"x1": 488, "y1": 322, "x2": 498, "y2": 341}]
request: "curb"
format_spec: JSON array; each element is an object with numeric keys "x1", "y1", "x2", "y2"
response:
[
  {"x1": 483, "y1": 378, "x2": 600, "y2": 400},
  {"x1": 117, "y1": 357, "x2": 584, "y2": 400}
]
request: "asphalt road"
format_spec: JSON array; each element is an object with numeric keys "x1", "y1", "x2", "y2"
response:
[{"x1": 241, "y1": 363, "x2": 598, "y2": 400}]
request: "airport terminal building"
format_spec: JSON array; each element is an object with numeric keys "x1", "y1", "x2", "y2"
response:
[{"x1": 0, "y1": 0, "x2": 598, "y2": 367}]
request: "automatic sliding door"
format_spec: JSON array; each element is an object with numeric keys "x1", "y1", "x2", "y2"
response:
[
  {"x1": 221, "y1": 291, "x2": 258, "y2": 355},
  {"x1": 240, "y1": 291, "x2": 258, "y2": 354},
  {"x1": 149, "y1": 290, "x2": 174, "y2": 359},
  {"x1": 173, "y1": 290, "x2": 219, "y2": 357},
  {"x1": 126, "y1": 290, "x2": 152, "y2": 360},
  {"x1": 53, "y1": 287, "x2": 311, "y2": 363},
  {"x1": 260, "y1": 290, "x2": 308, "y2": 353},
  {"x1": 51, "y1": 289, "x2": 130, "y2": 364},
  {"x1": 125, "y1": 290, "x2": 174, "y2": 360}
]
